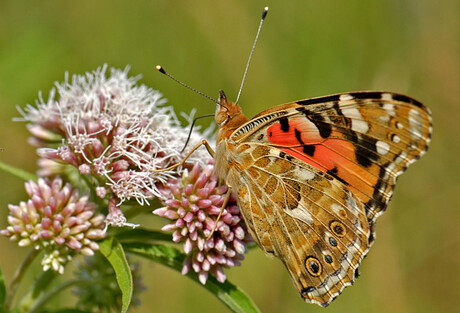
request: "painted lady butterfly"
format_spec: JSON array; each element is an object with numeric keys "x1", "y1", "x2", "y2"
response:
[
  {"x1": 213, "y1": 90, "x2": 431, "y2": 306},
  {"x1": 156, "y1": 6, "x2": 431, "y2": 306}
]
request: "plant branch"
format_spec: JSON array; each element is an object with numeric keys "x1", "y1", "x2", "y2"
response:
[{"x1": 5, "y1": 249, "x2": 40, "y2": 311}]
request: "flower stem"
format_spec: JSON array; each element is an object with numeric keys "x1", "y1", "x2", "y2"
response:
[
  {"x1": 15, "y1": 270, "x2": 58, "y2": 313},
  {"x1": 5, "y1": 249, "x2": 40, "y2": 311},
  {"x1": 0, "y1": 160, "x2": 36, "y2": 182},
  {"x1": 124, "y1": 198, "x2": 162, "y2": 219}
]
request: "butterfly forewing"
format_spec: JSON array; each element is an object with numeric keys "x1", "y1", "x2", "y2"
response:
[
  {"x1": 229, "y1": 92, "x2": 431, "y2": 240},
  {"x1": 215, "y1": 91, "x2": 431, "y2": 306}
]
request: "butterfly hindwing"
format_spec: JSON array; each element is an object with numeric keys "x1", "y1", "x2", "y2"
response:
[{"x1": 229, "y1": 143, "x2": 370, "y2": 306}]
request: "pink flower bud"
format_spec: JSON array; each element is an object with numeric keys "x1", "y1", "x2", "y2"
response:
[
  {"x1": 1, "y1": 177, "x2": 105, "y2": 274},
  {"x1": 154, "y1": 160, "x2": 252, "y2": 284}
]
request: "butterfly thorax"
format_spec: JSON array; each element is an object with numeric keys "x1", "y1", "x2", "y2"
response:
[{"x1": 214, "y1": 91, "x2": 249, "y2": 182}]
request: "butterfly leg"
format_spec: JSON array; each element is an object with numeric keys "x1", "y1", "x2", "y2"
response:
[
  {"x1": 206, "y1": 185, "x2": 232, "y2": 240},
  {"x1": 150, "y1": 140, "x2": 215, "y2": 173}
]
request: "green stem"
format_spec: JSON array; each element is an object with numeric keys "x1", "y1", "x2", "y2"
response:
[
  {"x1": 0, "y1": 160, "x2": 36, "y2": 182},
  {"x1": 124, "y1": 198, "x2": 162, "y2": 220},
  {"x1": 15, "y1": 270, "x2": 58, "y2": 313},
  {"x1": 80, "y1": 174, "x2": 97, "y2": 195},
  {"x1": 26, "y1": 278, "x2": 104, "y2": 313},
  {"x1": 5, "y1": 249, "x2": 40, "y2": 311}
]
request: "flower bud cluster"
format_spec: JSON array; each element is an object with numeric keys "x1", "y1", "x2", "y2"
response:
[
  {"x1": 154, "y1": 162, "x2": 252, "y2": 284},
  {"x1": 0, "y1": 177, "x2": 105, "y2": 273}
]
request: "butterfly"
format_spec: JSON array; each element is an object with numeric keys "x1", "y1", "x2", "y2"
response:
[{"x1": 212, "y1": 90, "x2": 431, "y2": 306}]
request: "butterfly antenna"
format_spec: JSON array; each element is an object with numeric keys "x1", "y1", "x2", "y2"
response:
[
  {"x1": 235, "y1": 6, "x2": 269, "y2": 105},
  {"x1": 155, "y1": 65, "x2": 218, "y2": 104}
]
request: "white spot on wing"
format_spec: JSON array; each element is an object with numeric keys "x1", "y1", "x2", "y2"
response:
[
  {"x1": 392, "y1": 135, "x2": 401, "y2": 143},
  {"x1": 345, "y1": 193, "x2": 361, "y2": 214},
  {"x1": 341, "y1": 107, "x2": 369, "y2": 133},
  {"x1": 376, "y1": 141, "x2": 390, "y2": 155},
  {"x1": 394, "y1": 152, "x2": 408, "y2": 165},
  {"x1": 412, "y1": 129, "x2": 423, "y2": 140},
  {"x1": 330, "y1": 203, "x2": 343, "y2": 215},
  {"x1": 291, "y1": 207, "x2": 314, "y2": 224},
  {"x1": 352, "y1": 119, "x2": 369, "y2": 133},
  {"x1": 409, "y1": 109, "x2": 421, "y2": 126},
  {"x1": 381, "y1": 93, "x2": 393, "y2": 101},
  {"x1": 383, "y1": 162, "x2": 396, "y2": 180},
  {"x1": 293, "y1": 167, "x2": 315, "y2": 180},
  {"x1": 408, "y1": 109, "x2": 424, "y2": 139},
  {"x1": 340, "y1": 94, "x2": 354, "y2": 101},
  {"x1": 383, "y1": 103, "x2": 396, "y2": 116},
  {"x1": 379, "y1": 115, "x2": 390, "y2": 123}
]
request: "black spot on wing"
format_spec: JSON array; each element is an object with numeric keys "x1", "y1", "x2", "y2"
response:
[
  {"x1": 368, "y1": 232, "x2": 375, "y2": 245},
  {"x1": 349, "y1": 92, "x2": 383, "y2": 100},
  {"x1": 343, "y1": 129, "x2": 379, "y2": 168},
  {"x1": 391, "y1": 94, "x2": 424, "y2": 108},
  {"x1": 348, "y1": 92, "x2": 424, "y2": 109},
  {"x1": 279, "y1": 116, "x2": 290, "y2": 132},
  {"x1": 303, "y1": 145, "x2": 316, "y2": 157},
  {"x1": 296, "y1": 107, "x2": 332, "y2": 138},
  {"x1": 372, "y1": 164, "x2": 391, "y2": 207},
  {"x1": 293, "y1": 128, "x2": 315, "y2": 157},
  {"x1": 354, "y1": 267, "x2": 360, "y2": 279},
  {"x1": 279, "y1": 151, "x2": 294, "y2": 161},
  {"x1": 355, "y1": 136, "x2": 379, "y2": 168},
  {"x1": 326, "y1": 167, "x2": 348, "y2": 186},
  {"x1": 328, "y1": 167, "x2": 338, "y2": 175},
  {"x1": 293, "y1": 127, "x2": 317, "y2": 157},
  {"x1": 364, "y1": 162, "x2": 392, "y2": 219},
  {"x1": 316, "y1": 121, "x2": 332, "y2": 139},
  {"x1": 296, "y1": 94, "x2": 341, "y2": 106},
  {"x1": 294, "y1": 128, "x2": 304, "y2": 144}
]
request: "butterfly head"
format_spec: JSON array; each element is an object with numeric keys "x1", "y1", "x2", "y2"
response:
[
  {"x1": 215, "y1": 90, "x2": 248, "y2": 123},
  {"x1": 215, "y1": 90, "x2": 249, "y2": 141}
]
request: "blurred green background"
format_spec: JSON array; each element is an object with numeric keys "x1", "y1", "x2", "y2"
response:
[{"x1": 0, "y1": 0, "x2": 458, "y2": 312}]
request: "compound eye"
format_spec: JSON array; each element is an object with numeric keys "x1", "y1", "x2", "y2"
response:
[{"x1": 215, "y1": 111, "x2": 228, "y2": 125}]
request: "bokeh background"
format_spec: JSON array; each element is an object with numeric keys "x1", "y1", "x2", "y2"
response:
[{"x1": 0, "y1": 1, "x2": 458, "y2": 312}]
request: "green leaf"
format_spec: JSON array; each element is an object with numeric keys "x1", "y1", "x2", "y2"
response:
[
  {"x1": 115, "y1": 228, "x2": 172, "y2": 243},
  {"x1": 0, "y1": 266, "x2": 5, "y2": 313},
  {"x1": 99, "y1": 237, "x2": 133, "y2": 313},
  {"x1": 0, "y1": 160, "x2": 36, "y2": 181},
  {"x1": 124, "y1": 242, "x2": 260, "y2": 313}
]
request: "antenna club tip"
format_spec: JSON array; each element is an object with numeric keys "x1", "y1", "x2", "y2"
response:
[
  {"x1": 155, "y1": 65, "x2": 166, "y2": 74},
  {"x1": 262, "y1": 6, "x2": 269, "y2": 19}
]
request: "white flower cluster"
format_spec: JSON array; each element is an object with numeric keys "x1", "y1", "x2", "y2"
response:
[{"x1": 17, "y1": 65, "x2": 213, "y2": 207}]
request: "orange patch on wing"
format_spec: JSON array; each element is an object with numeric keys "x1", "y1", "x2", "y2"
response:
[{"x1": 267, "y1": 119, "x2": 378, "y2": 203}]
